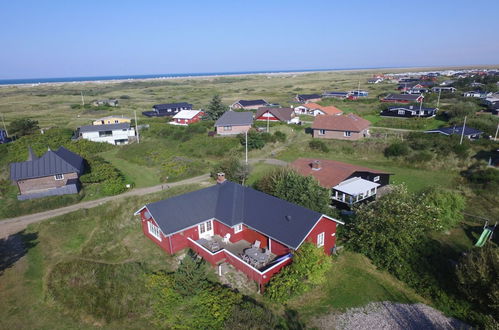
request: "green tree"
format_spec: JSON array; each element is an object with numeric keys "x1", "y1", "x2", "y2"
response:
[
  {"x1": 8, "y1": 118, "x2": 39, "y2": 137},
  {"x1": 346, "y1": 185, "x2": 440, "y2": 274},
  {"x1": 173, "y1": 250, "x2": 209, "y2": 296},
  {"x1": 266, "y1": 242, "x2": 332, "y2": 302},
  {"x1": 211, "y1": 157, "x2": 249, "y2": 184},
  {"x1": 420, "y1": 187, "x2": 465, "y2": 230},
  {"x1": 255, "y1": 168, "x2": 330, "y2": 213},
  {"x1": 455, "y1": 245, "x2": 499, "y2": 319},
  {"x1": 384, "y1": 142, "x2": 410, "y2": 157},
  {"x1": 204, "y1": 94, "x2": 228, "y2": 120},
  {"x1": 239, "y1": 131, "x2": 265, "y2": 150}
]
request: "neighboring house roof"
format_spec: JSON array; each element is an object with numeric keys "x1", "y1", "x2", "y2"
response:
[
  {"x1": 94, "y1": 116, "x2": 131, "y2": 121},
  {"x1": 138, "y1": 181, "x2": 342, "y2": 249},
  {"x1": 301, "y1": 103, "x2": 343, "y2": 116},
  {"x1": 10, "y1": 146, "x2": 84, "y2": 181},
  {"x1": 425, "y1": 126, "x2": 483, "y2": 136},
  {"x1": 234, "y1": 99, "x2": 268, "y2": 107},
  {"x1": 255, "y1": 107, "x2": 294, "y2": 122},
  {"x1": 290, "y1": 158, "x2": 388, "y2": 188},
  {"x1": 323, "y1": 91, "x2": 349, "y2": 96},
  {"x1": 383, "y1": 94, "x2": 422, "y2": 102},
  {"x1": 333, "y1": 177, "x2": 380, "y2": 196},
  {"x1": 173, "y1": 110, "x2": 203, "y2": 119},
  {"x1": 214, "y1": 111, "x2": 253, "y2": 127},
  {"x1": 297, "y1": 94, "x2": 322, "y2": 100},
  {"x1": 78, "y1": 123, "x2": 131, "y2": 133},
  {"x1": 153, "y1": 102, "x2": 192, "y2": 110},
  {"x1": 387, "y1": 106, "x2": 437, "y2": 112},
  {"x1": 311, "y1": 114, "x2": 370, "y2": 132}
]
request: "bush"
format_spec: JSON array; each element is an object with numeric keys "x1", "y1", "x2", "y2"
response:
[
  {"x1": 8, "y1": 118, "x2": 39, "y2": 137},
  {"x1": 265, "y1": 242, "x2": 332, "y2": 302},
  {"x1": 420, "y1": 187, "x2": 465, "y2": 230},
  {"x1": 309, "y1": 140, "x2": 330, "y2": 152},
  {"x1": 239, "y1": 131, "x2": 265, "y2": 150},
  {"x1": 406, "y1": 151, "x2": 433, "y2": 163},
  {"x1": 384, "y1": 142, "x2": 410, "y2": 157},
  {"x1": 273, "y1": 131, "x2": 286, "y2": 142},
  {"x1": 211, "y1": 157, "x2": 249, "y2": 184}
]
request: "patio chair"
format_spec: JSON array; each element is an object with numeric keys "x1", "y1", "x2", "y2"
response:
[
  {"x1": 211, "y1": 241, "x2": 220, "y2": 251},
  {"x1": 222, "y1": 233, "x2": 231, "y2": 244},
  {"x1": 253, "y1": 240, "x2": 261, "y2": 249}
]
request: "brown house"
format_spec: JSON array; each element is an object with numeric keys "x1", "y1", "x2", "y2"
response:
[
  {"x1": 311, "y1": 114, "x2": 370, "y2": 140},
  {"x1": 290, "y1": 158, "x2": 391, "y2": 206},
  {"x1": 10, "y1": 147, "x2": 85, "y2": 200}
]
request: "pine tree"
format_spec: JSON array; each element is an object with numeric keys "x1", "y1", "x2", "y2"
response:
[{"x1": 204, "y1": 94, "x2": 227, "y2": 120}]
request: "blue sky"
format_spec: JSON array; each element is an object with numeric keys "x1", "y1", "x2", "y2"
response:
[{"x1": 1, "y1": 0, "x2": 499, "y2": 79}]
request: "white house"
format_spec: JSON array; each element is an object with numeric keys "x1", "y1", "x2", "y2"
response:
[{"x1": 77, "y1": 123, "x2": 135, "y2": 145}]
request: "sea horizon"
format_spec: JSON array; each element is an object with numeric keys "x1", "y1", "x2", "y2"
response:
[{"x1": 0, "y1": 65, "x2": 432, "y2": 86}]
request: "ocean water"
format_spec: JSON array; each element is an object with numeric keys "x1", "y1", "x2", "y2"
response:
[{"x1": 0, "y1": 67, "x2": 390, "y2": 86}]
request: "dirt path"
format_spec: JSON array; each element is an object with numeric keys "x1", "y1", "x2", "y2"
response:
[{"x1": 0, "y1": 174, "x2": 211, "y2": 239}]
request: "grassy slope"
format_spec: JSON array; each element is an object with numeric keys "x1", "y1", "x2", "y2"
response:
[{"x1": 0, "y1": 182, "x2": 427, "y2": 328}]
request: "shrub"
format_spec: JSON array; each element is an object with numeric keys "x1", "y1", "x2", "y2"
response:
[
  {"x1": 384, "y1": 142, "x2": 410, "y2": 157},
  {"x1": 211, "y1": 157, "x2": 249, "y2": 184},
  {"x1": 420, "y1": 187, "x2": 465, "y2": 230},
  {"x1": 273, "y1": 131, "x2": 286, "y2": 142},
  {"x1": 309, "y1": 140, "x2": 330, "y2": 152},
  {"x1": 239, "y1": 131, "x2": 265, "y2": 150},
  {"x1": 406, "y1": 151, "x2": 433, "y2": 163},
  {"x1": 265, "y1": 242, "x2": 332, "y2": 302},
  {"x1": 8, "y1": 118, "x2": 39, "y2": 137}
]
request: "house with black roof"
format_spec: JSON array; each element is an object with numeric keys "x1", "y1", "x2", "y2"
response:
[
  {"x1": 230, "y1": 99, "x2": 269, "y2": 110},
  {"x1": 134, "y1": 175, "x2": 343, "y2": 291},
  {"x1": 381, "y1": 93, "x2": 424, "y2": 103},
  {"x1": 10, "y1": 146, "x2": 85, "y2": 200},
  {"x1": 425, "y1": 126, "x2": 483, "y2": 139},
  {"x1": 142, "y1": 102, "x2": 193, "y2": 117},
  {"x1": 295, "y1": 94, "x2": 322, "y2": 103},
  {"x1": 0, "y1": 129, "x2": 11, "y2": 144},
  {"x1": 381, "y1": 105, "x2": 438, "y2": 118}
]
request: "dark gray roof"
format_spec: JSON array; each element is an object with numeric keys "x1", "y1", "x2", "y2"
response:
[
  {"x1": 10, "y1": 147, "x2": 84, "y2": 181},
  {"x1": 425, "y1": 126, "x2": 483, "y2": 136},
  {"x1": 153, "y1": 102, "x2": 193, "y2": 111},
  {"x1": 142, "y1": 181, "x2": 332, "y2": 249},
  {"x1": 236, "y1": 99, "x2": 268, "y2": 107},
  {"x1": 384, "y1": 94, "x2": 422, "y2": 101},
  {"x1": 297, "y1": 94, "x2": 322, "y2": 100},
  {"x1": 214, "y1": 111, "x2": 253, "y2": 127},
  {"x1": 78, "y1": 123, "x2": 130, "y2": 133},
  {"x1": 388, "y1": 106, "x2": 436, "y2": 112}
]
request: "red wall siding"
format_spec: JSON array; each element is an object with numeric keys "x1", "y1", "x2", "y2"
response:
[
  {"x1": 243, "y1": 228, "x2": 269, "y2": 249},
  {"x1": 269, "y1": 238, "x2": 290, "y2": 255},
  {"x1": 260, "y1": 258, "x2": 293, "y2": 284},
  {"x1": 187, "y1": 239, "x2": 226, "y2": 265},
  {"x1": 169, "y1": 226, "x2": 199, "y2": 253},
  {"x1": 256, "y1": 114, "x2": 279, "y2": 121},
  {"x1": 304, "y1": 216, "x2": 337, "y2": 255},
  {"x1": 140, "y1": 210, "x2": 172, "y2": 253},
  {"x1": 213, "y1": 220, "x2": 246, "y2": 242}
]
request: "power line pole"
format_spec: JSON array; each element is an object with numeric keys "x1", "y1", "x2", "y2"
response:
[
  {"x1": 436, "y1": 88, "x2": 442, "y2": 108},
  {"x1": 494, "y1": 122, "x2": 499, "y2": 141},
  {"x1": 460, "y1": 115, "x2": 467, "y2": 145},
  {"x1": 267, "y1": 111, "x2": 270, "y2": 133},
  {"x1": 81, "y1": 91, "x2": 85, "y2": 106},
  {"x1": 134, "y1": 110, "x2": 140, "y2": 144},
  {"x1": 245, "y1": 130, "x2": 248, "y2": 165}
]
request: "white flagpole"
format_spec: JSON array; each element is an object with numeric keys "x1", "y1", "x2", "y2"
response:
[
  {"x1": 245, "y1": 130, "x2": 248, "y2": 165},
  {"x1": 134, "y1": 110, "x2": 140, "y2": 144}
]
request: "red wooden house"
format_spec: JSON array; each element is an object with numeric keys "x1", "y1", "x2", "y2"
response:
[
  {"x1": 255, "y1": 107, "x2": 300, "y2": 124},
  {"x1": 135, "y1": 174, "x2": 343, "y2": 291},
  {"x1": 170, "y1": 110, "x2": 204, "y2": 126}
]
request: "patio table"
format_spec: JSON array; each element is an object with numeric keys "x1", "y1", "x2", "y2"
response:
[{"x1": 244, "y1": 247, "x2": 267, "y2": 264}]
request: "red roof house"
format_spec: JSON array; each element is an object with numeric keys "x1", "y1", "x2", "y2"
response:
[
  {"x1": 134, "y1": 174, "x2": 343, "y2": 291},
  {"x1": 290, "y1": 158, "x2": 391, "y2": 207},
  {"x1": 311, "y1": 114, "x2": 371, "y2": 140}
]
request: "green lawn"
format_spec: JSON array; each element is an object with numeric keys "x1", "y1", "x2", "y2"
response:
[
  {"x1": 99, "y1": 148, "x2": 162, "y2": 188},
  {"x1": 288, "y1": 251, "x2": 425, "y2": 319}
]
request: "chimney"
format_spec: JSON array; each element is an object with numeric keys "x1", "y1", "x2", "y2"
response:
[
  {"x1": 216, "y1": 172, "x2": 226, "y2": 184},
  {"x1": 312, "y1": 160, "x2": 321, "y2": 171}
]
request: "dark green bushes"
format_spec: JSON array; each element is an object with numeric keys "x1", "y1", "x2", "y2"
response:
[
  {"x1": 384, "y1": 142, "x2": 410, "y2": 157},
  {"x1": 309, "y1": 139, "x2": 330, "y2": 152}
]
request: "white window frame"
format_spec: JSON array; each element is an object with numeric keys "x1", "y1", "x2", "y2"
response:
[
  {"x1": 317, "y1": 232, "x2": 325, "y2": 247},
  {"x1": 373, "y1": 176, "x2": 380, "y2": 182},
  {"x1": 344, "y1": 131, "x2": 352, "y2": 137},
  {"x1": 54, "y1": 174, "x2": 64, "y2": 180},
  {"x1": 148, "y1": 221, "x2": 162, "y2": 241},
  {"x1": 223, "y1": 126, "x2": 232, "y2": 131},
  {"x1": 318, "y1": 129, "x2": 326, "y2": 135},
  {"x1": 234, "y1": 224, "x2": 243, "y2": 233}
]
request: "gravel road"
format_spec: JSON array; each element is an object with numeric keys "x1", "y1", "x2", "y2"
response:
[{"x1": 313, "y1": 302, "x2": 470, "y2": 330}]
